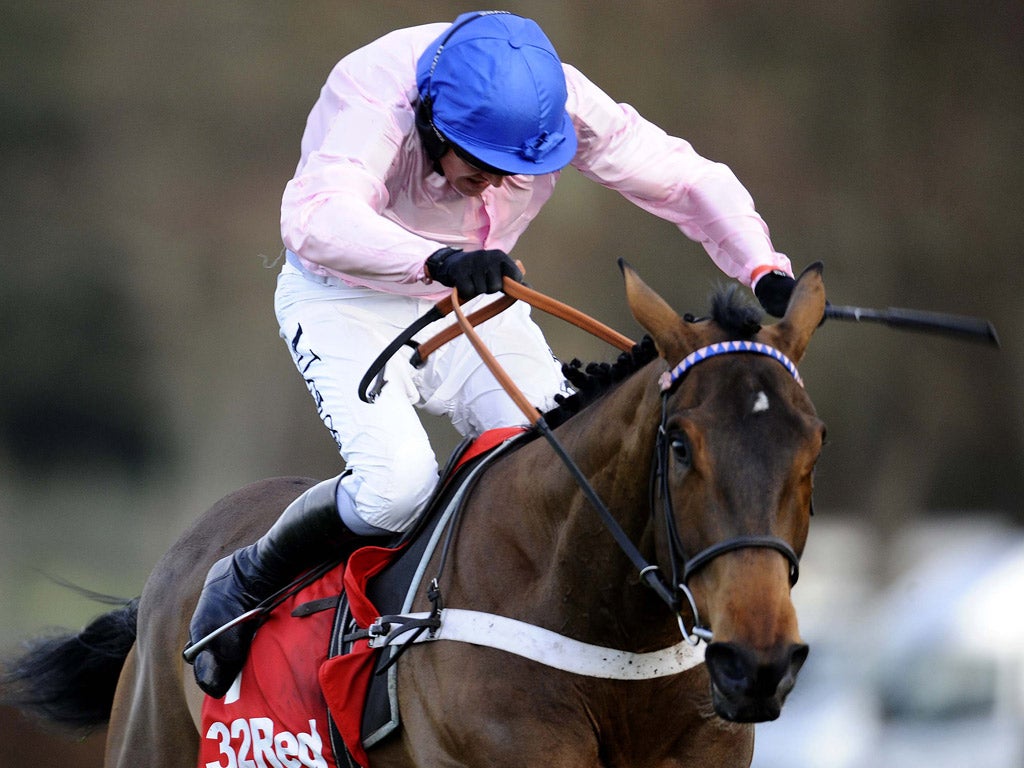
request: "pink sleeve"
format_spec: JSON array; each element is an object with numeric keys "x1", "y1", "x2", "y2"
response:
[
  {"x1": 280, "y1": 28, "x2": 447, "y2": 287},
  {"x1": 564, "y1": 65, "x2": 792, "y2": 286}
]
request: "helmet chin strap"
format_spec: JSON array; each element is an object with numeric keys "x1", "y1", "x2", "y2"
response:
[{"x1": 415, "y1": 98, "x2": 448, "y2": 173}]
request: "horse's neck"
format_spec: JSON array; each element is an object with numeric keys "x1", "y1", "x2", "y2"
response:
[
  {"x1": 457, "y1": 365, "x2": 674, "y2": 650},
  {"x1": 554, "y1": 367, "x2": 661, "y2": 521}
]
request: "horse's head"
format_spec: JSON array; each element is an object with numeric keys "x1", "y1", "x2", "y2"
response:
[{"x1": 623, "y1": 262, "x2": 827, "y2": 723}]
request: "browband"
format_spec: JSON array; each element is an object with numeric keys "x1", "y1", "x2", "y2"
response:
[{"x1": 659, "y1": 340, "x2": 803, "y2": 392}]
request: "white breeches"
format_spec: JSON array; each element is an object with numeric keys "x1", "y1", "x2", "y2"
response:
[{"x1": 274, "y1": 260, "x2": 566, "y2": 533}]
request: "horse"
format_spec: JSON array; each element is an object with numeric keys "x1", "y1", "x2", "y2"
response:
[{"x1": 2, "y1": 262, "x2": 827, "y2": 767}]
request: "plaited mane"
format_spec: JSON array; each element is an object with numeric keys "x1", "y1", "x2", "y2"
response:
[{"x1": 543, "y1": 335, "x2": 658, "y2": 428}]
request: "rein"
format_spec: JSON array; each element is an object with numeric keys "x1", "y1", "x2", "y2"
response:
[
  {"x1": 361, "y1": 280, "x2": 805, "y2": 646},
  {"x1": 358, "y1": 279, "x2": 634, "y2": 403}
]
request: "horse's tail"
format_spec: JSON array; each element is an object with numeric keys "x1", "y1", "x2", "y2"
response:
[{"x1": 1, "y1": 596, "x2": 139, "y2": 733}]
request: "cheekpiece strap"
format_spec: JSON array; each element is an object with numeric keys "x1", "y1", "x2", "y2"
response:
[{"x1": 659, "y1": 341, "x2": 804, "y2": 391}]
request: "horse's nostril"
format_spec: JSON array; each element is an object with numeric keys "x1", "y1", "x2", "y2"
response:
[
  {"x1": 705, "y1": 643, "x2": 754, "y2": 696},
  {"x1": 705, "y1": 643, "x2": 750, "y2": 687},
  {"x1": 706, "y1": 641, "x2": 809, "y2": 698}
]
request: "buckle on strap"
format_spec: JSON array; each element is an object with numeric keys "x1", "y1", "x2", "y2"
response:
[{"x1": 366, "y1": 613, "x2": 442, "y2": 649}]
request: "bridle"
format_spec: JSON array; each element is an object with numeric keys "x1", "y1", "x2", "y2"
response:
[
  {"x1": 359, "y1": 281, "x2": 806, "y2": 646},
  {"x1": 652, "y1": 341, "x2": 804, "y2": 643}
]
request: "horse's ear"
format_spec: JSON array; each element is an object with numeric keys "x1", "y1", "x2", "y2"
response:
[
  {"x1": 620, "y1": 259, "x2": 701, "y2": 359},
  {"x1": 761, "y1": 262, "x2": 826, "y2": 363}
]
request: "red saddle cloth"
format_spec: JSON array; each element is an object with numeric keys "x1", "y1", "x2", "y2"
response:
[
  {"x1": 198, "y1": 427, "x2": 526, "y2": 768},
  {"x1": 198, "y1": 546, "x2": 398, "y2": 768},
  {"x1": 197, "y1": 559, "x2": 346, "y2": 768}
]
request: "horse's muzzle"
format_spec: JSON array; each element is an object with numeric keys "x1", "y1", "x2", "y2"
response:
[{"x1": 703, "y1": 641, "x2": 809, "y2": 722}]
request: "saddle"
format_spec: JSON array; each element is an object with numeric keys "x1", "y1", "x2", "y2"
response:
[{"x1": 197, "y1": 427, "x2": 531, "y2": 768}]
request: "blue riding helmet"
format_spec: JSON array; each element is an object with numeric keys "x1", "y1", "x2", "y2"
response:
[{"x1": 416, "y1": 11, "x2": 578, "y2": 176}]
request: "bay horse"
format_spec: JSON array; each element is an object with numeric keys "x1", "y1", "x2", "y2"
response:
[{"x1": 3, "y1": 263, "x2": 827, "y2": 767}]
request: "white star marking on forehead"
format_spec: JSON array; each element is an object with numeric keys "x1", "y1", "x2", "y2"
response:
[{"x1": 752, "y1": 391, "x2": 770, "y2": 414}]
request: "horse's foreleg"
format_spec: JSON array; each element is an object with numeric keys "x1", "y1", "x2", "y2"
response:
[{"x1": 373, "y1": 647, "x2": 605, "y2": 768}]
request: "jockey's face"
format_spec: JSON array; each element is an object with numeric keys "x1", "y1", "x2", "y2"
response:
[{"x1": 439, "y1": 150, "x2": 506, "y2": 197}]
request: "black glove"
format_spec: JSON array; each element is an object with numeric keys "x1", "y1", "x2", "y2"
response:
[
  {"x1": 754, "y1": 270, "x2": 797, "y2": 318},
  {"x1": 425, "y1": 247, "x2": 523, "y2": 300}
]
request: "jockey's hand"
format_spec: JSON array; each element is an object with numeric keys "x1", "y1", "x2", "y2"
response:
[
  {"x1": 426, "y1": 247, "x2": 523, "y2": 301},
  {"x1": 754, "y1": 269, "x2": 797, "y2": 318}
]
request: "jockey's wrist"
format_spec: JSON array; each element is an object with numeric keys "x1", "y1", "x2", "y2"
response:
[
  {"x1": 750, "y1": 264, "x2": 791, "y2": 290},
  {"x1": 424, "y1": 247, "x2": 462, "y2": 283}
]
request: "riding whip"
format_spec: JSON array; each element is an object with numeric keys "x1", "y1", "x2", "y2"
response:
[{"x1": 824, "y1": 303, "x2": 999, "y2": 347}]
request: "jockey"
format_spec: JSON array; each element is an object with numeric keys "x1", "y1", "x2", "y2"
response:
[{"x1": 186, "y1": 10, "x2": 798, "y2": 697}]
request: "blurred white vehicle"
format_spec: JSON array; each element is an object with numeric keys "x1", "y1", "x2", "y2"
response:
[{"x1": 868, "y1": 529, "x2": 1024, "y2": 768}]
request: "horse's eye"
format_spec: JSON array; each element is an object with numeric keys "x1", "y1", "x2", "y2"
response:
[{"x1": 670, "y1": 434, "x2": 692, "y2": 467}]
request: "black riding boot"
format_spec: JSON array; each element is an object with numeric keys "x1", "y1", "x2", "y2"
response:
[{"x1": 186, "y1": 475, "x2": 361, "y2": 698}]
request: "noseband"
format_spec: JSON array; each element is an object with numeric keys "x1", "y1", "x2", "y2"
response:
[{"x1": 654, "y1": 341, "x2": 804, "y2": 643}]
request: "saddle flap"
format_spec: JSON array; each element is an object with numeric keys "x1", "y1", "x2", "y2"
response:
[{"x1": 197, "y1": 562, "x2": 347, "y2": 768}]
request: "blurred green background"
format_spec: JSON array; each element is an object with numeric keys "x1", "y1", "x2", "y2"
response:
[{"x1": 1, "y1": 0, "x2": 1021, "y2": 759}]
